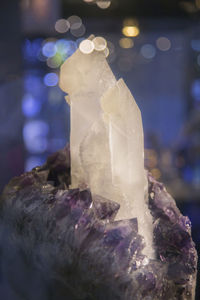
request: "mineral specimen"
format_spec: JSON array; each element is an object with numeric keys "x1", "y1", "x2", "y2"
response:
[
  {"x1": 0, "y1": 37, "x2": 197, "y2": 299},
  {"x1": 60, "y1": 41, "x2": 154, "y2": 258},
  {"x1": 0, "y1": 146, "x2": 197, "y2": 299}
]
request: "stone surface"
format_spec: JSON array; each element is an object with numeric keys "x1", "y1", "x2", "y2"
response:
[
  {"x1": 60, "y1": 43, "x2": 154, "y2": 258},
  {"x1": 0, "y1": 146, "x2": 197, "y2": 299}
]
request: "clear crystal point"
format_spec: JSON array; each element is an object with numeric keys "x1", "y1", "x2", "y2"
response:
[{"x1": 60, "y1": 40, "x2": 154, "y2": 258}]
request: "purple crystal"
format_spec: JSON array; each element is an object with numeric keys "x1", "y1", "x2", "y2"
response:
[{"x1": 0, "y1": 146, "x2": 197, "y2": 300}]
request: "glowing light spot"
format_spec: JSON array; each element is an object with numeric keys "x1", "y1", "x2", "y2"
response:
[
  {"x1": 122, "y1": 26, "x2": 139, "y2": 37},
  {"x1": 83, "y1": 0, "x2": 93, "y2": 2},
  {"x1": 47, "y1": 54, "x2": 63, "y2": 69},
  {"x1": 119, "y1": 38, "x2": 134, "y2": 49},
  {"x1": 141, "y1": 44, "x2": 156, "y2": 59},
  {"x1": 67, "y1": 15, "x2": 82, "y2": 30},
  {"x1": 44, "y1": 73, "x2": 59, "y2": 86},
  {"x1": 79, "y1": 39, "x2": 94, "y2": 54},
  {"x1": 151, "y1": 168, "x2": 161, "y2": 180},
  {"x1": 56, "y1": 39, "x2": 77, "y2": 57},
  {"x1": 70, "y1": 24, "x2": 86, "y2": 37},
  {"x1": 55, "y1": 19, "x2": 70, "y2": 33},
  {"x1": 22, "y1": 94, "x2": 41, "y2": 117},
  {"x1": 96, "y1": 1, "x2": 111, "y2": 9},
  {"x1": 42, "y1": 41, "x2": 57, "y2": 58},
  {"x1": 156, "y1": 37, "x2": 171, "y2": 51},
  {"x1": 93, "y1": 36, "x2": 107, "y2": 51},
  {"x1": 23, "y1": 120, "x2": 49, "y2": 153}
]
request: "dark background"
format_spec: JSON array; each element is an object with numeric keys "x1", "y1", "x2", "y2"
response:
[{"x1": 0, "y1": 0, "x2": 199, "y2": 298}]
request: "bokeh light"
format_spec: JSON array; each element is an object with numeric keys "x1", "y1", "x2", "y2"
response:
[
  {"x1": 44, "y1": 73, "x2": 59, "y2": 86},
  {"x1": 55, "y1": 19, "x2": 70, "y2": 33},
  {"x1": 119, "y1": 38, "x2": 134, "y2": 49},
  {"x1": 42, "y1": 41, "x2": 57, "y2": 58},
  {"x1": 70, "y1": 24, "x2": 86, "y2": 37},
  {"x1": 122, "y1": 26, "x2": 139, "y2": 37},
  {"x1": 56, "y1": 39, "x2": 77, "y2": 58},
  {"x1": 67, "y1": 15, "x2": 82, "y2": 30},
  {"x1": 141, "y1": 44, "x2": 156, "y2": 59},
  {"x1": 23, "y1": 120, "x2": 49, "y2": 153},
  {"x1": 22, "y1": 94, "x2": 41, "y2": 117},
  {"x1": 93, "y1": 36, "x2": 107, "y2": 51},
  {"x1": 96, "y1": 1, "x2": 111, "y2": 9},
  {"x1": 156, "y1": 37, "x2": 171, "y2": 51},
  {"x1": 79, "y1": 39, "x2": 94, "y2": 54},
  {"x1": 47, "y1": 54, "x2": 63, "y2": 69}
]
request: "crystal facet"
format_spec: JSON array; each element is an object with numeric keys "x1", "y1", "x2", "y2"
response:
[{"x1": 60, "y1": 42, "x2": 154, "y2": 258}]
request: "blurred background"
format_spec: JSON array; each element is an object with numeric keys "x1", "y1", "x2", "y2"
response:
[{"x1": 0, "y1": 0, "x2": 199, "y2": 297}]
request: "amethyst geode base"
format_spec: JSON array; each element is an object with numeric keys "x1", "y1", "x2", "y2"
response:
[{"x1": 0, "y1": 147, "x2": 197, "y2": 300}]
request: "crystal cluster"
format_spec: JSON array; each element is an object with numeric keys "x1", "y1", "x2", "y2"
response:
[{"x1": 0, "y1": 146, "x2": 197, "y2": 299}]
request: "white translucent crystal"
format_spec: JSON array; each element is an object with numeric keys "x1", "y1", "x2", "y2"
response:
[
  {"x1": 60, "y1": 41, "x2": 154, "y2": 258},
  {"x1": 60, "y1": 48, "x2": 116, "y2": 188}
]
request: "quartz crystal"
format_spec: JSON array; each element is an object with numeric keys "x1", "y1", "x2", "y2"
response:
[{"x1": 60, "y1": 41, "x2": 154, "y2": 258}]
